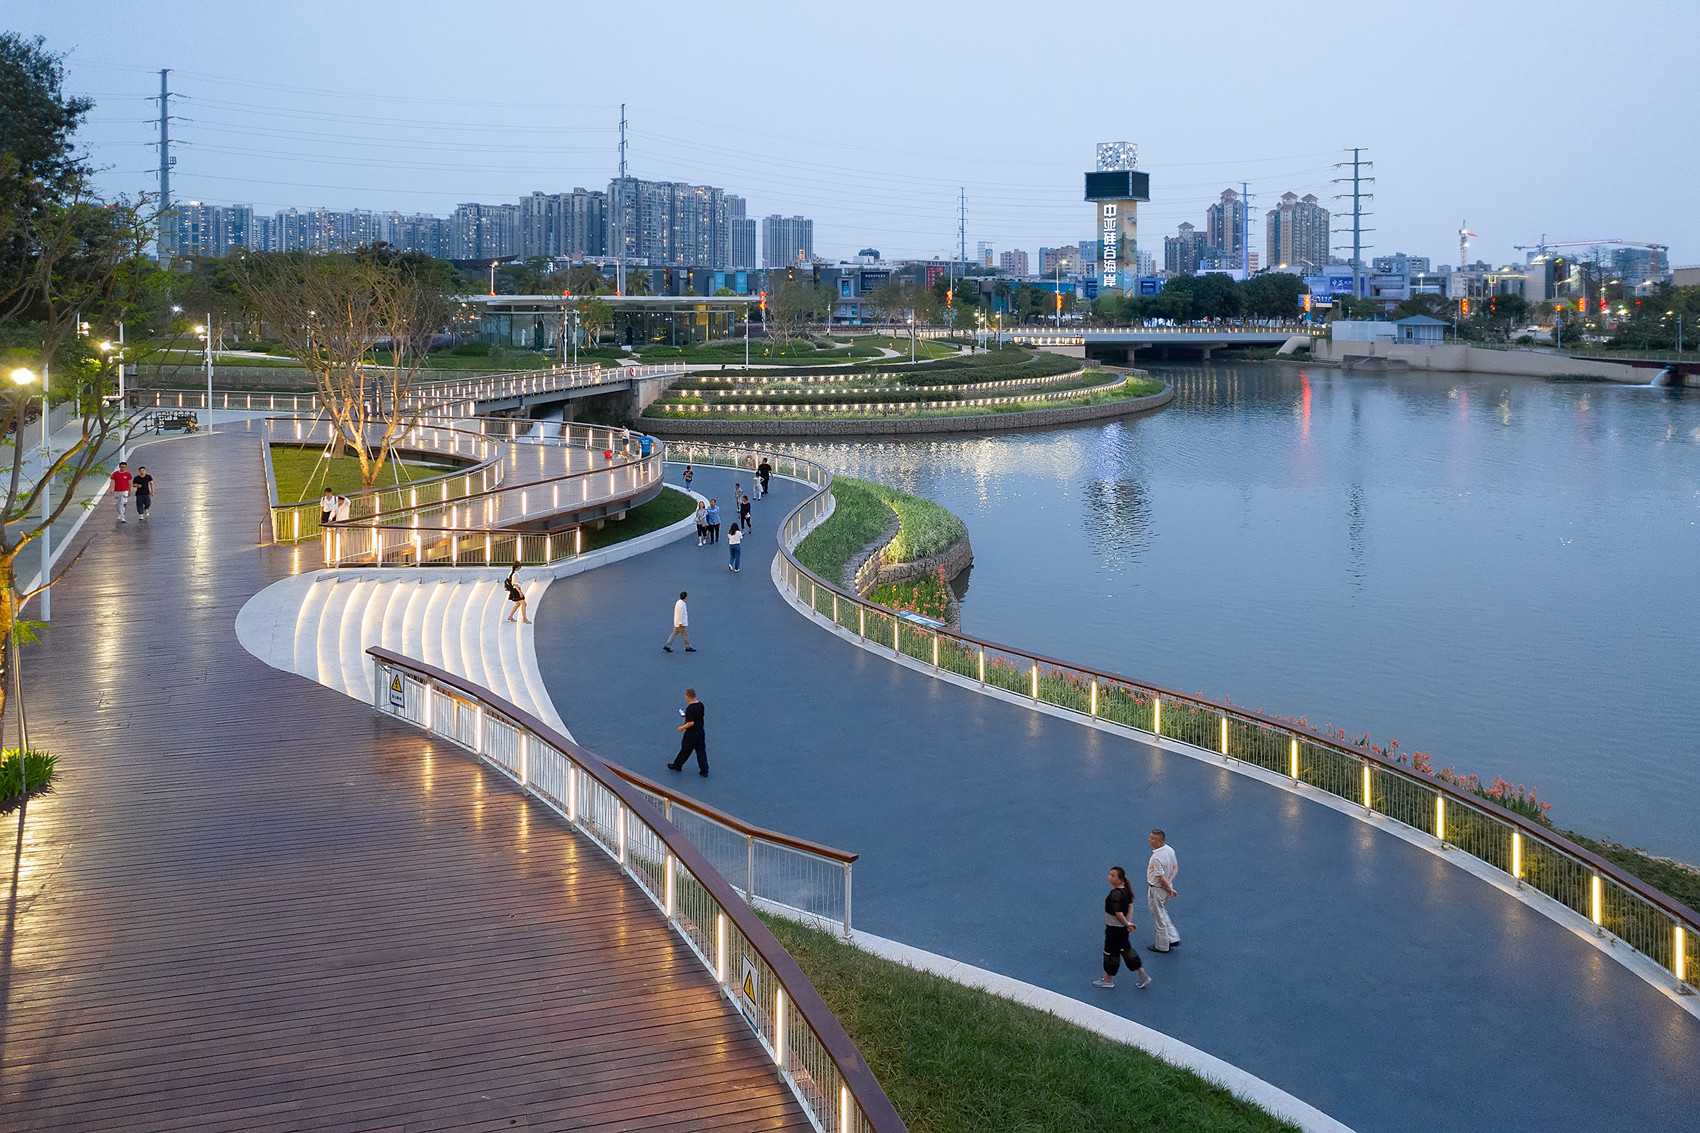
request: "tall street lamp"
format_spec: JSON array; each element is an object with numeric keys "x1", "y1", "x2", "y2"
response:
[{"x1": 195, "y1": 317, "x2": 213, "y2": 430}]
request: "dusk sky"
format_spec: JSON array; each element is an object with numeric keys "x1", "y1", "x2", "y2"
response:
[{"x1": 18, "y1": 0, "x2": 1698, "y2": 269}]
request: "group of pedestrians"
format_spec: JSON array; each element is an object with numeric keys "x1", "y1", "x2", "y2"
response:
[
  {"x1": 687, "y1": 467, "x2": 767, "y2": 574},
  {"x1": 1093, "y1": 829, "x2": 1181, "y2": 990},
  {"x1": 318, "y1": 487, "x2": 352, "y2": 525},
  {"x1": 109, "y1": 462, "x2": 156, "y2": 522}
]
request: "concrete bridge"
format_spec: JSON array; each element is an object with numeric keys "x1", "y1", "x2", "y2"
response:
[{"x1": 1005, "y1": 325, "x2": 1319, "y2": 362}]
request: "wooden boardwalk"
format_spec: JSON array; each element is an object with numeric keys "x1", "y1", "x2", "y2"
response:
[{"x1": 0, "y1": 424, "x2": 808, "y2": 1131}]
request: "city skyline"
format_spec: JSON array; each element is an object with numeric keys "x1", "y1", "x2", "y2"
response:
[{"x1": 17, "y1": 0, "x2": 1697, "y2": 271}]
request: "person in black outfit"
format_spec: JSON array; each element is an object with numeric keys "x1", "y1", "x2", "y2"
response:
[
  {"x1": 668, "y1": 687, "x2": 708, "y2": 776},
  {"x1": 133, "y1": 466, "x2": 155, "y2": 521},
  {"x1": 757, "y1": 459, "x2": 772, "y2": 499},
  {"x1": 1093, "y1": 866, "x2": 1150, "y2": 989},
  {"x1": 737, "y1": 494, "x2": 752, "y2": 533},
  {"x1": 503, "y1": 563, "x2": 531, "y2": 624}
]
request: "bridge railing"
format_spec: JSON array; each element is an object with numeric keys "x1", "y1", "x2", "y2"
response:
[
  {"x1": 404, "y1": 361, "x2": 687, "y2": 411},
  {"x1": 321, "y1": 438, "x2": 666, "y2": 568},
  {"x1": 264, "y1": 417, "x2": 505, "y2": 544},
  {"x1": 651, "y1": 373, "x2": 1134, "y2": 418},
  {"x1": 134, "y1": 389, "x2": 320, "y2": 412},
  {"x1": 368, "y1": 648, "x2": 901, "y2": 1133},
  {"x1": 673, "y1": 442, "x2": 1700, "y2": 997}
]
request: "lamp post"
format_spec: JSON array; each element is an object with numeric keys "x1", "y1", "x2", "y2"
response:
[
  {"x1": 1671, "y1": 311, "x2": 1683, "y2": 356},
  {"x1": 195, "y1": 316, "x2": 213, "y2": 430}
]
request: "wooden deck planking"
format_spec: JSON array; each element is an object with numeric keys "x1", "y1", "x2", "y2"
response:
[{"x1": 0, "y1": 425, "x2": 809, "y2": 1131}]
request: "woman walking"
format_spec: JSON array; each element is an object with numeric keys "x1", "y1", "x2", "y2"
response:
[
  {"x1": 1092, "y1": 866, "x2": 1150, "y2": 990},
  {"x1": 695, "y1": 500, "x2": 709, "y2": 547},
  {"x1": 503, "y1": 564, "x2": 532, "y2": 624},
  {"x1": 737, "y1": 494, "x2": 752, "y2": 533},
  {"x1": 726, "y1": 524, "x2": 743, "y2": 572}
]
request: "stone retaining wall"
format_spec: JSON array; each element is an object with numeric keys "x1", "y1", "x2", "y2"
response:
[{"x1": 643, "y1": 380, "x2": 1173, "y2": 437}]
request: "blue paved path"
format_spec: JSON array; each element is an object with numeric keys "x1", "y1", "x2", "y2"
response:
[{"x1": 534, "y1": 464, "x2": 1700, "y2": 1133}]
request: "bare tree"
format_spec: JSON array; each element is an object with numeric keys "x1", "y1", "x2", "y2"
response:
[{"x1": 231, "y1": 251, "x2": 452, "y2": 490}]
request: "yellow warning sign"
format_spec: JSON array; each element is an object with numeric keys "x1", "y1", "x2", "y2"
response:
[
  {"x1": 740, "y1": 957, "x2": 759, "y2": 1007},
  {"x1": 389, "y1": 671, "x2": 405, "y2": 708}
]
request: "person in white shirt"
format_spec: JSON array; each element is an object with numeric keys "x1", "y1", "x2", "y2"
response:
[
  {"x1": 662, "y1": 590, "x2": 695, "y2": 652},
  {"x1": 1145, "y1": 829, "x2": 1181, "y2": 953}
]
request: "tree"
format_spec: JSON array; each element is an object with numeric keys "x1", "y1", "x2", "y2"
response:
[
  {"x1": 0, "y1": 33, "x2": 151, "y2": 734},
  {"x1": 1242, "y1": 272, "x2": 1306, "y2": 318},
  {"x1": 624, "y1": 268, "x2": 650, "y2": 296},
  {"x1": 566, "y1": 264, "x2": 609, "y2": 296},
  {"x1": 231, "y1": 250, "x2": 454, "y2": 489},
  {"x1": 1394, "y1": 293, "x2": 1452, "y2": 322},
  {"x1": 580, "y1": 296, "x2": 614, "y2": 347}
]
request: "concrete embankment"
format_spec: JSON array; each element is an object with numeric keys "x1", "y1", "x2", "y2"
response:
[{"x1": 1304, "y1": 340, "x2": 1675, "y2": 383}]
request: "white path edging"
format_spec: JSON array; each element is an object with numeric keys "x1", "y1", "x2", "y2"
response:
[
  {"x1": 845, "y1": 928, "x2": 1356, "y2": 1133},
  {"x1": 769, "y1": 554, "x2": 1700, "y2": 1024}
]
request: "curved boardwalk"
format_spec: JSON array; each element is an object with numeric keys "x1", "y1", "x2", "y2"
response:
[
  {"x1": 0, "y1": 427, "x2": 807, "y2": 1131},
  {"x1": 535, "y1": 464, "x2": 1700, "y2": 1133}
]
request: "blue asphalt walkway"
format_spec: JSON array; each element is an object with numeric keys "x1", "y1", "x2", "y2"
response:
[{"x1": 534, "y1": 464, "x2": 1700, "y2": 1133}]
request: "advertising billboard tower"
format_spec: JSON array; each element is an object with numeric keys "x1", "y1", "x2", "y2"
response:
[{"x1": 1083, "y1": 142, "x2": 1150, "y2": 293}]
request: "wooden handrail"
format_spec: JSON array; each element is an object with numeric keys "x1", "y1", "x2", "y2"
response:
[{"x1": 609, "y1": 762, "x2": 859, "y2": 864}]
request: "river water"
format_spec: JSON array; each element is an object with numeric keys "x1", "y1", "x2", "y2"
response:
[{"x1": 779, "y1": 362, "x2": 1700, "y2": 864}]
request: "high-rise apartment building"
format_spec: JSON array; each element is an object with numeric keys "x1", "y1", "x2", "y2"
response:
[
  {"x1": 1266, "y1": 192, "x2": 1330, "y2": 274},
  {"x1": 606, "y1": 178, "x2": 742, "y2": 269},
  {"x1": 727, "y1": 195, "x2": 757, "y2": 270},
  {"x1": 1612, "y1": 246, "x2": 1669, "y2": 286},
  {"x1": 999, "y1": 249, "x2": 1030, "y2": 276},
  {"x1": 762, "y1": 215, "x2": 814, "y2": 267},
  {"x1": 452, "y1": 202, "x2": 520, "y2": 260},
  {"x1": 163, "y1": 201, "x2": 256, "y2": 258},
  {"x1": 1164, "y1": 223, "x2": 1207, "y2": 275},
  {"x1": 1136, "y1": 249, "x2": 1155, "y2": 277},
  {"x1": 381, "y1": 212, "x2": 452, "y2": 258},
  {"x1": 1205, "y1": 189, "x2": 1245, "y2": 267},
  {"x1": 518, "y1": 189, "x2": 608, "y2": 260}
]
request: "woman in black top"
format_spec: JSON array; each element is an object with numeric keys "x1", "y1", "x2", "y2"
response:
[
  {"x1": 1094, "y1": 866, "x2": 1150, "y2": 989},
  {"x1": 503, "y1": 564, "x2": 531, "y2": 624},
  {"x1": 738, "y1": 494, "x2": 752, "y2": 532}
]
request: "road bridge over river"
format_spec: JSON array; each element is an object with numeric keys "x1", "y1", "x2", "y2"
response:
[{"x1": 1007, "y1": 325, "x2": 1319, "y2": 361}]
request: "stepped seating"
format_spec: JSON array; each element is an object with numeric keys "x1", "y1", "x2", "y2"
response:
[{"x1": 241, "y1": 570, "x2": 570, "y2": 739}]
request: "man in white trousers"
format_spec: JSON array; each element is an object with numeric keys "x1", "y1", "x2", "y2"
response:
[{"x1": 1146, "y1": 829, "x2": 1180, "y2": 953}]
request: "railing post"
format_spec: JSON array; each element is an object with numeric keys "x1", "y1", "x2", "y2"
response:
[
  {"x1": 843, "y1": 862, "x2": 853, "y2": 939},
  {"x1": 746, "y1": 834, "x2": 755, "y2": 903}
]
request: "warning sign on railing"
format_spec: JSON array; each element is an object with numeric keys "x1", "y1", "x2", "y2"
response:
[{"x1": 389, "y1": 670, "x2": 405, "y2": 708}]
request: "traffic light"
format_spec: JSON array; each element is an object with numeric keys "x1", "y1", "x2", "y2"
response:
[
  {"x1": 946, "y1": 289, "x2": 953, "y2": 309},
  {"x1": 759, "y1": 291, "x2": 766, "y2": 312}
]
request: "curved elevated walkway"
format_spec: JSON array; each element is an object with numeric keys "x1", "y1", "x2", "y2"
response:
[
  {"x1": 533, "y1": 463, "x2": 1700, "y2": 1133},
  {"x1": 0, "y1": 426, "x2": 808, "y2": 1130}
]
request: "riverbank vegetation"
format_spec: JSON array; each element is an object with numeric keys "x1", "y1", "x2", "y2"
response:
[
  {"x1": 765, "y1": 916, "x2": 1298, "y2": 1133},
  {"x1": 795, "y1": 476, "x2": 967, "y2": 583}
]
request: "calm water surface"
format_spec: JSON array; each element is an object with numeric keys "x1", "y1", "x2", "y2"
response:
[{"x1": 782, "y1": 363, "x2": 1700, "y2": 862}]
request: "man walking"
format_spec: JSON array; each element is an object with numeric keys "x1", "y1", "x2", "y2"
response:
[
  {"x1": 132, "y1": 465, "x2": 155, "y2": 521},
  {"x1": 662, "y1": 590, "x2": 695, "y2": 652},
  {"x1": 110, "y1": 461, "x2": 133, "y2": 522},
  {"x1": 667, "y1": 687, "x2": 708, "y2": 776},
  {"x1": 1146, "y1": 829, "x2": 1181, "y2": 953},
  {"x1": 1092, "y1": 866, "x2": 1151, "y2": 990},
  {"x1": 704, "y1": 498, "x2": 721, "y2": 544},
  {"x1": 757, "y1": 458, "x2": 772, "y2": 499}
]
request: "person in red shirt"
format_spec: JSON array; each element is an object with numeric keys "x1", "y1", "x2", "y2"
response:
[{"x1": 110, "y1": 462, "x2": 133, "y2": 523}]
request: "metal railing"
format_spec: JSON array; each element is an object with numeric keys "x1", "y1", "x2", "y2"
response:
[
  {"x1": 265, "y1": 417, "x2": 505, "y2": 544},
  {"x1": 134, "y1": 389, "x2": 320, "y2": 412},
  {"x1": 320, "y1": 437, "x2": 665, "y2": 567},
  {"x1": 614, "y1": 764, "x2": 856, "y2": 937},
  {"x1": 368, "y1": 648, "x2": 901, "y2": 1133},
  {"x1": 403, "y1": 361, "x2": 686, "y2": 412},
  {"x1": 719, "y1": 444, "x2": 1700, "y2": 997}
]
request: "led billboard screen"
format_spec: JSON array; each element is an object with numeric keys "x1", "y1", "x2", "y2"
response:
[{"x1": 1084, "y1": 170, "x2": 1150, "y2": 202}]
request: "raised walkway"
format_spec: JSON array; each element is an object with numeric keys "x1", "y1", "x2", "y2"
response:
[
  {"x1": 0, "y1": 426, "x2": 809, "y2": 1131},
  {"x1": 533, "y1": 463, "x2": 1700, "y2": 1133}
]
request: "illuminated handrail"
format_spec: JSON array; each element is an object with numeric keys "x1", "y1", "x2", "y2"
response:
[
  {"x1": 368, "y1": 647, "x2": 904, "y2": 1133},
  {"x1": 667, "y1": 441, "x2": 1700, "y2": 996}
]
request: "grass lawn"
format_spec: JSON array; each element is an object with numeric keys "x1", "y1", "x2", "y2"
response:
[
  {"x1": 269, "y1": 445, "x2": 461, "y2": 503},
  {"x1": 580, "y1": 485, "x2": 697, "y2": 553},
  {"x1": 765, "y1": 917, "x2": 1297, "y2": 1133}
]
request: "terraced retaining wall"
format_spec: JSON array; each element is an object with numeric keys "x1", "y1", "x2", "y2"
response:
[{"x1": 646, "y1": 380, "x2": 1172, "y2": 437}]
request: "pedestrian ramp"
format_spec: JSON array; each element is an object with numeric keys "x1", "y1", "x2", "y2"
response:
[{"x1": 235, "y1": 569, "x2": 569, "y2": 737}]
